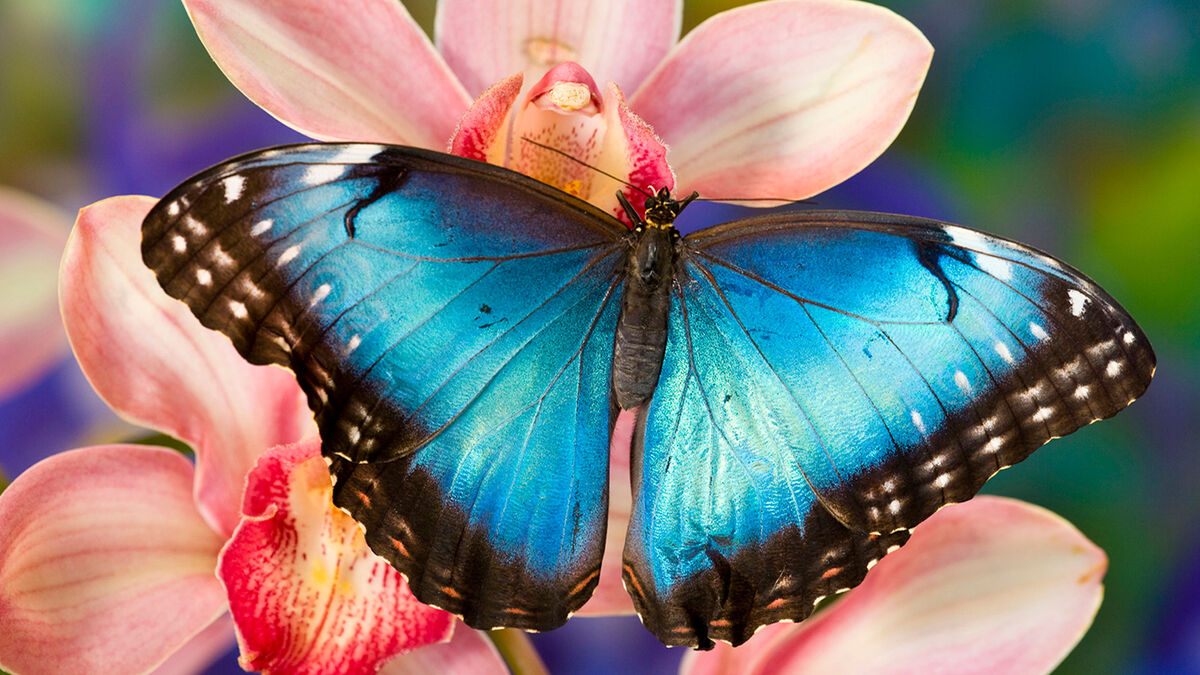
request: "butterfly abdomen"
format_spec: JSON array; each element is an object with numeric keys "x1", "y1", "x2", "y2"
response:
[{"x1": 613, "y1": 226, "x2": 678, "y2": 409}]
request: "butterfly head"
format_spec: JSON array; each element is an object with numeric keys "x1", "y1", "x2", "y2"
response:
[{"x1": 643, "y1": 188, "x2": 699, "y2": 229}]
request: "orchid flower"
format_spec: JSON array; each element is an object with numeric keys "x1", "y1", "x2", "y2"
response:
[
  {"x1": 682, "y1": 497, "x2": 1107, "y2": 674},
  {"x1": 0, "y1": 187, "x2": 70, "y2": 402},
  {"x1": 0, "y1": 197, "x2": 506, "y2": 674},
  {"x1": 184, "y1": 0, "x2": 931, "y2": 219}
]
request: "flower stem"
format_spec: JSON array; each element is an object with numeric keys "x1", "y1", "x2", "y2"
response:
[{"x1": 488, "y1": 628, "x2": 548, "y2": 675}]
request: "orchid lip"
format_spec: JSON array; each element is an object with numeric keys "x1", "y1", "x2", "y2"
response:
[{"x1": 527, "y1": 62, "x2": 602, "y2": 106}]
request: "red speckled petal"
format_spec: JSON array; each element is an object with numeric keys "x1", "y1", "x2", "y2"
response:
[
  {"x1": 595, "y1": 83, "x2": 674, "y2": 225},
  {"x1": 449, "y1": 73, "x2": 523, "y2": 163},
  {"x1": 219, "y1": 440, "x2": 454, "y2": 674}
]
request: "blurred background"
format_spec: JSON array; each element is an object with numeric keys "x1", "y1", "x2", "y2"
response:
[{"x1": 0, "y1": 0, "x2": 1196, "y2": 672}]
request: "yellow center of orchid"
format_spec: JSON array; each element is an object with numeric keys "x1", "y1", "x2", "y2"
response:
[
  {"x1": 292, "y1": 456, "x2": 368, "y2": 596},
  {"x1": 549, "y1": 82, "x2": 592, "y2": 111}
]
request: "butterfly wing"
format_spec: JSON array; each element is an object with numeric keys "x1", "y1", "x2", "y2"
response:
[
  {"x1": 142, "y1": 143, "x2": 629, "y2": 630},
  {"x1": 625, "y1": 210, "x2": 1154, "y2": 647}
]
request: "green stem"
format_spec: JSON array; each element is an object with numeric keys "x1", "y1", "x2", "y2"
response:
[{"x1": 488, "y1": 628, "x2": 548, "y2": 675}]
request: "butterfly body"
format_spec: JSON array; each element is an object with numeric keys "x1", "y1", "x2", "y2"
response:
[
  {"x1": 142, "y1": 143, "x2": 1154, "y2": 649},
  {"x1": 614, "y1": 222, "x2": 678, "y2": 409}
]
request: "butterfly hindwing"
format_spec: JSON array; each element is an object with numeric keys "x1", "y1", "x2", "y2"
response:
[
  {"x1": 625, "y1": 210, "x2": 1154, "y2": 647},
  {"x1": 142, "y1": 143, "x2": 628, "y2": 629}
]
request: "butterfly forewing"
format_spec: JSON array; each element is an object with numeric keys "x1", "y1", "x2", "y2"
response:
[
  {"x1": 142, "y1": 143, "x2": 629, "y2": 630},
  {"x1": 624, "y1": 210, "x2": 1153, "y2": 647}
]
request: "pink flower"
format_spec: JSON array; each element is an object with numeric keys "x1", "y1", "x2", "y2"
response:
[
  {"x1": 0, "y1": 187, "x2": 71, "y2": 400},
  {"x1": 184, "y1": 0, "x2": 932, "y2": 218},
  {"x1": 683, "y1": 497, "x2": 1107, "y2": 675},
  {"x1": 0, "y1": 197, "x2": 506, "y2": 674},
  {"x1": 170, "y1": 10, "x2": 1108, "y2": 668}
]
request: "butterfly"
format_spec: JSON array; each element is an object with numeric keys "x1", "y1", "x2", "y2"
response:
[{"x1": 141, "y1": 143, "x2": 1154, "y2": 649}]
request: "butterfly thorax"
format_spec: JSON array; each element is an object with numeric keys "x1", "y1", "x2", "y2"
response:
[{"x1": 612, "y1": 188, "x2": 697, "y2": 409}]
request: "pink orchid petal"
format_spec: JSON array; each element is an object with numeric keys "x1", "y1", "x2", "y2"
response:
[
  {"x1": 61, "y1": 196, "x2": 314, "y2": 537},
  {"x1": 578, "y1": 408, "x2": 636, "y2": 615},
  {"x1": 0, "y1": 445, "x2": 226, "y2": 675},
  {"x1": 150, "y1": 614, "x2": 235, "y2": 675},
  {"x1": 185, "y1": 0, "x2": 472, "y2": 146},
  {"x1": 380, "y1": 624, "x2": 507, "y2": 675},
  {"x1": 436, "y1": 0, "x2": 681, "y2": 97},
  {"x1": 450, "y1": 73, "x2": 524, "y2": 163},
  {"x1": 629, "y1": 0, "x2": 932, "y2": 200},
  {"x1": 219, "y1": 440, "x2": 454, "y2": 674},
  {"x1": 682, "y1": 497, "x2": 1106, "y2": 675},
  {"x1": 595, "y1": 83, "x2": 674, "y2": 225},
  {"x1": 0, "y1": 187, "x2": 70, "y2": 398}
]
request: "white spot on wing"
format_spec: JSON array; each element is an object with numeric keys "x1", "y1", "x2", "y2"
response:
[
  {"x1": 330, "y1": 145, "x2": 385, "y2": 164},
  {"x1": 946, "y1": 225, "x2": 1012, "y2": 279},
  {"x1": 1106, "y1": 361, "x2": 1123, "y2": 377},
  {"x1": 945, "y1": 225, "x2": 992, "y2": 251},
  {"x1": 183, "y1": 215, "x2": 206, "y2": 236},
  {"x1": 954, "y1": 370, "x2": 971, "y2": 393},
  {"x1": 211, "y1": 246, "x2": 234, "y2": 268},
  {"x1": 1087, "y1": 339, "x2": 1117, "y2": 358},
  {"x1": 279, "y1": 244, "x2": 301, "y2": 265},
  {"x1": 171, "y1": 235, "x2": 187, "y2": 252},
  {"x1": 1068, "y1": 289, "x2": 1089, "y2": 317},
  {"x1": 167, "y1": 201, "x2": 180, "y2": 216},
  {"x1": 222, "y1": 175, "x2": 246, "y2": 203},
  {"x1": 1030, "y1": 322, "x2": 1050, "y2": 341},
  {"x1": 251, "y1": 219, "x2": 274, "y2": 236},
  {"x1": 310, "y1": 282, "x2": 332, "y2": 306},
  {"x1": 978, "y1": 256, "x2": 1013, "y2": 280},
  {"x1": 303, "y1": 164, "x2": 346, "y2": 185},
  {"x1": 995, "y1": 341, "x2": 1015, "y2": 364},
  {"x1": 1123, "y1": 331, "x2": 1137, "y2": 345},
  {"x1": 228, "y1": 300, "x2": 248, "y2": 319},
  {"x1": 911, "y1": 410, "x2": 926, "y2": 434},
  {"x1": 983, "y1": 437, "x2": 1004, "y2": 453},
  {"x1": 1032, "y1": 407, "x2": 1055, "y2": 423},
  {"x1": 195, "y1": 268, "x2": 212, "y2": 286},
  {"x1": 345, "y1": 334, "x2": 362, "y2": 355}
]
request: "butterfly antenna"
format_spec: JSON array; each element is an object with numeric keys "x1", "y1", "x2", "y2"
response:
[
  {"x1": 519, "y1": 137, "x2": 653, "y2": 198},
  {"x1": 692, "y1": 196, "x2": 817, "y2": 206}
]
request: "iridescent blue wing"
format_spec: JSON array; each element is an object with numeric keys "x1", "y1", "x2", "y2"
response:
[
  {"x1": 142, "y1": 143, "x2": 628, "y2": 630},
  {"x1": 626, "y1": 210, "x2": 1154, "y2": 647}
]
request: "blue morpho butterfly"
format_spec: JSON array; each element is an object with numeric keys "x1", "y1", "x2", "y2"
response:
[{"x1": 141, "y1": 143, "x2": 1154, "y2": 649}]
